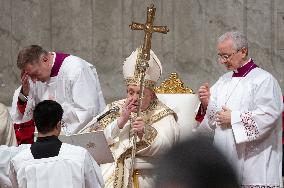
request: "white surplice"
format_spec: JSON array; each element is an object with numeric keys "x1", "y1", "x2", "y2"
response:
[
  {"x1": 0, "y1": 145, "x2": 30, "y2": 188},
  {"x1": 199, "y1": 67, "x2": 283, "y2": 187},
  {"x1": 11, "y1": 53, "x2": 106, "y2": 135},
  {"x1": 9, "y1": 143, "x2": 104, "y2": 188},
  {"x1": 93, "y1": 99, "x2": 180, "y2": 188}
]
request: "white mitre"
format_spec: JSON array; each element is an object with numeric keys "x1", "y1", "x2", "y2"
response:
[{"x1": 123, "y1": 47, "x2": 162, "y2": 89}]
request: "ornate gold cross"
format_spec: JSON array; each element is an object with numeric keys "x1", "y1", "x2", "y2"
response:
[
  {"x1": 129, "y1": 4, "x2": 169, "y2": 61},
  {"x1": 127, "y1": 4, "x2": 169, "y2": 188}
]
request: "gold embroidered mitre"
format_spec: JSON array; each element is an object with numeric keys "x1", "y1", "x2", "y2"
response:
[{"x1": 123, "y1": 47, "x2": 162, "y2": 89}]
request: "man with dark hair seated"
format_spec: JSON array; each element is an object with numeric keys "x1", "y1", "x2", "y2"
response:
[{"x1": 9, "y1": 100, "x2": 104, "y2": 188}]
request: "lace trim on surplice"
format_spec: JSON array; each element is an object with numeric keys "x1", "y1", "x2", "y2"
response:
[{"x1": 240, "y1": 111, "x2": 259, "y2": 141}]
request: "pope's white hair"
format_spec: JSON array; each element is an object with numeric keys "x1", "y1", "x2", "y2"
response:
[{"x1": 218, "y1": 31, "x2": 248, "y2": 51}]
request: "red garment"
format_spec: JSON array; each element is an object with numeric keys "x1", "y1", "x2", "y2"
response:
[
  {"x1": 14, "y1": 98, "x2": 35, "y2": 145},
  {"x1": 195, "y1": 105, "x2": 205, "y2": 123},
  {"x1": 17, "y1": 100, "x2": 27, "y2": 114},
  {"x1": 14, "y1": 119, "x2": 35, "y2": 145}
]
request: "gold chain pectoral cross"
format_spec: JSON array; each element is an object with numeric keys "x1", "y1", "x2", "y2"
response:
[{"x1": 129, "y1": 4, "x2": 169, "y2": 61}]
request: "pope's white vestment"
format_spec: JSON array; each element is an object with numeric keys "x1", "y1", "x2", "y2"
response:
[
  {"x1": 199, "y1": 63, "x2": 283, "y2": 187},
  {"x1": 11, "y1": 53, "x2": 105, "y2": 135},
  {"x1": 9, "y1": 143, "x2": 104, "y2": 188},
  {"x1": 91, "y1": 99, "x2": 180, "y2": 188}
]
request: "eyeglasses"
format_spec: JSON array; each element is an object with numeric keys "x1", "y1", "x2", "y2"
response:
[
  {"x1": 218, "y1": 50, "x2": 240, "y2": 63},
  {"x1": 60, "y1": 120, "x2": 66, "y2": 127}
]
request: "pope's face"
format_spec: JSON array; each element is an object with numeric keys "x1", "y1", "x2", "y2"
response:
[
  {"x1": 217, "y1": 38, "x2": 246, "y2": 70},
  {"x1": 24, "y1": 55, "x2": 51, "y2": 83},
  {"x1": 126, "y1": 84, "x2": 155, "y2": 112}
]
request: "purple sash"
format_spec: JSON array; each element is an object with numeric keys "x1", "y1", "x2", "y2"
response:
[
  {"x1": 232, "y1": 59, "x2": 258, "y2": 77},
  {"x1": 50, "y1": 52, "x2": 70, "y2": 77}
]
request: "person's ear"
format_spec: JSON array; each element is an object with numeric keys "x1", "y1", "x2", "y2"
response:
[
  {"x1": 240, "y1": 48, "x2": 248, "y2": 59},
  {"x1": 40, "y1": 54, "x2": 49, "y2": 64},
  {"x1": 56, "y1": 121, "x2": 61, "y2": 132}
]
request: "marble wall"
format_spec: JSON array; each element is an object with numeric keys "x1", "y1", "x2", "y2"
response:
[{"x1": 0, "y1": 0, "x2": 283, "y2": 105}]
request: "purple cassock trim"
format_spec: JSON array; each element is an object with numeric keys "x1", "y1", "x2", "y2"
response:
[
  {"x1": 232, "y1": 59, "x2": 258, "y2": 77},
  {"x1": 50, "y1": 52, "x2": 70, "y2": 77}
]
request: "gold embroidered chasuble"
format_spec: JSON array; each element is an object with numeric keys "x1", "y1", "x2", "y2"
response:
[{"x1": 91, "y1": 98, "x2": 179, "y2": 188}]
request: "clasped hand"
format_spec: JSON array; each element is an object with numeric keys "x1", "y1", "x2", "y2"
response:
[{"x1": 216, "y1": 106, "x2": 232, "y2": 127}]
